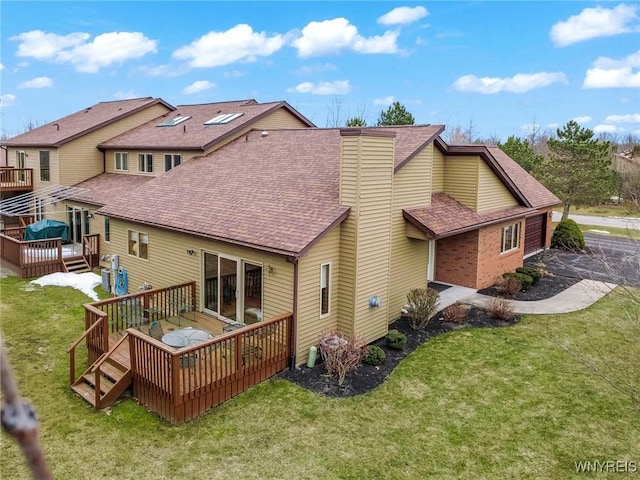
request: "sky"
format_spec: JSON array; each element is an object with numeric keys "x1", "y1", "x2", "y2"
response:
[{"x1": 1, "y1": 1, "x2": 639, "y2": 142}]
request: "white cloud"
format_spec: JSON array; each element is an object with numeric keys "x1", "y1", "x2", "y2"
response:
[
  {"x1": 547, "y1": 123, "x2": 560, "y2": 130},
  {"x1": 373, "y1": 96, "x2": 395, "y2": 106},
  {"x1": 183, "y1": 80, "x2": 215, "y2": 95},
  {"x1": 11, "y1": 30, "x2": 157, "y2": 73},
  {"x1": 291, "y1": 63, "x2": 337, "y2": 75},
  {"x1": 223, "y1": 70, "x2": 245, "y2": 78},
  {"x1": 113, "y1": 91, "x2": 138, "y2": 100},
  {"x1": 378, "y1": 6, "x2": 428, "y2": 25},
  {"x1": 605, "y1": 113, "x2": 640, "y2": 123},
  {"x1": 287, "y1": 80, "x2": 352, "y2": 95},
  {"x1": 453, "y1": 72, "x2": 568, "y2": 94},
  {"x1": 0, "y1": 94, "x2": 17, "y2": 107},
  {"x1": 583, "y1": 50, "x2": 640, "y2": 88},
  {"x1": 0, "y1": 63, "x2": 4, "y2": 70},
  {"x1": 571, "y1": 115, "x2": 592, "y2": 124},
  {"x1": 550, "y1": 4, "x2": 639, "y2": 47},
  {"x1": 18, "y1": 76, "x2": 53, "y2": 88},
  {"x1": 291, "y1": 18, "x2": 399, "y2": 57},
  {"x1": 173, "y1": 24, "x2": 284, "y2": 68},
  {"x1": 593, "y1": 124, "x2": 623, "y2": 134}
]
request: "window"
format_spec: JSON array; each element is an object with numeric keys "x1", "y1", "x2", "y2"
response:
[
  {"x1": 157, "y1": 115, "x2": 191, "y2": 127},
  {"x1": 34, "y1": 198, "x2": 44, "y2": 221},
  {"x1": 104, "y1": 217, "x2": 110, "y2": 242},
  {"x1": 320, "y1": 263, "x2": 331, "y2": 316},
  {"x1": 128, "y1": 230, "x2": 148, "y2": 259},
  {"x1": 501, "y1": 223, "x2": 520, "y2": 253},
  {"x1": 115, "y1": 152, "x2": 128, "y2": 171},
  {"x1": 16, "y1": 151, "x2": 26, "y2": 182},
  {"x1": 39, "y1": 151, "x2": 50, "y2": 182},
  {"x1": 137, "y1": 153, "x2": 153, "y2": 173},
  {"x1": 164, "y1": 154, "x2": 182, "y2": 171},
  {"x1": 204, "y1": 113, "x2": 243, "y2": 125}
]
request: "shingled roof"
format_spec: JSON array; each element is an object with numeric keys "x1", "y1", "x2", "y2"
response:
[
  {"x1": 69, "y1": 174, "x2": 155, "y2": 206},
  {"x1": 97, "y1": 124, "x2": 445, "y2": 256},
  {"x1": 98, "y1": 100, "x2": 315, "y2": 151},
  {"x1": 404, "y1": 193, "x2": 535, "y2": 239},
  {"x1": 2, "y1": 97, "x2": 174, "y2": 147}
]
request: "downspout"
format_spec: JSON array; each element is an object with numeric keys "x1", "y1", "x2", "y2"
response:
[{"x1": 286, "y1": 256, "x2": 299, "y2": 370}]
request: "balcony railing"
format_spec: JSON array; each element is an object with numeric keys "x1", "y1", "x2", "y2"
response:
[{"x1": 0, "y1": 167, "x2": 34, "y2": 192}]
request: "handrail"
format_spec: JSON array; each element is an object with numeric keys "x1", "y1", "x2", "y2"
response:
[
  {"x1": 90, "y1": 332, "x2": 129, "y2": 408},
  {"x1": 67, "y1": 307, "x2": 107, "y2": 384}
]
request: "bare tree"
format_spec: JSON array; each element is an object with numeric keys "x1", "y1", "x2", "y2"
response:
[{"x1": 325, "y1": 96, "x2": 345, "y2": 128}]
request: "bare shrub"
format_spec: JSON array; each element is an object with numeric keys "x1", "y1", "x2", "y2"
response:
[
  {"x1": 442, "y1": 303, "x2": 468, "y2": 324},
  {"x1": 486, "y1": 297, "x2": 515, "y2": 321},
  {"x1": 318, "y1": 331, "x2": 367, "y2": 385},
  {"x1": 406, "y1": 287, "x2": 440, "y2": 330},
  {"x1": 495, "y1": 276, "x2": 522, "y2": 296}
]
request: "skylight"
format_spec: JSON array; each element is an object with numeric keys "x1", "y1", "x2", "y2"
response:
[
  {"x1": 204, "y1": 113, "x2": 244, "y2": 125},
  {"x1": 157, "y1": 115, "x2": 191, "y2": 127}
]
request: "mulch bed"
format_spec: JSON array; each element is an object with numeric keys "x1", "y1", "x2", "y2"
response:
[{"x1": 278, "y1": 273, "x2": 576, "y2": 398}]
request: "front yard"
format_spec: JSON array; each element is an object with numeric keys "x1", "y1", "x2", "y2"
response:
[{"x1": 1, "y1": 276, "x2": 638, "y2": 479}]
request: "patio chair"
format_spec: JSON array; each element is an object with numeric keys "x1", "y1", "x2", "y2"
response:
[
  {"x1": 166, "y1": 286, "x2": 194, "y2": 325},
  {"x1": 119, "y1": 297, "x2": 146, "y2": 330},
  {"x1": 148, "y1": 320, "x2": 164, "y2": 341}
]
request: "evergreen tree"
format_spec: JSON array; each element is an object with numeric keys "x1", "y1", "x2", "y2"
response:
[
  {"x1": 498, "y1": 136, "x2": 543, "y2": 173},
  {"x1": 346, "y1": 116, "x2": 367, "y2": 127},
  {"x1": 376, "y1": 101, "x2": 415, "y2": 126}
]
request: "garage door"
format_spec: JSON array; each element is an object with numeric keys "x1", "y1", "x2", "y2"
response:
[{"x1": 524, "y1": 214, "x2": 546, "y2": 255}]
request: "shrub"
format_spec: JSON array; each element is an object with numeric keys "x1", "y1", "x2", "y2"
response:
[
  {"x1": 405, "y1": 287, "x2": 440, "y2": 330},
  {"x1": 551, "y1": 218, "x2": 585, "y2": 251},
  {"x1": 486, "y1": 297, "x2": 515, "y2": 321},
  {"x1": 318, "y1": 331, "x2": 367, "y2": 385},
  {"x1": 516, "y1": 266, "x2": 542, "y2": 285},
  {"x1": 495, "y1": 276, "x2": 522, "y2": 296},
  {"x1": 385, "y1": 330, "x2": 407, "y2": 350},
  {"x1": 363, "y1": 345, "x2": 386, "y2": 366},
  {"x1": 503, "y1": 272, "x2": 533, "y2": 291},
  {"x1": 441, "y1": 303, "x2": 468, "y2": 324}
]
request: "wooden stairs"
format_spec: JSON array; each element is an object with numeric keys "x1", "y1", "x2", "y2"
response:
[
  {"x1": 63, "y1": 256, "x2": 91, "y2": 273},
  {"x1": 71, "y1": 356, "x2": 132, "y2": 409}
]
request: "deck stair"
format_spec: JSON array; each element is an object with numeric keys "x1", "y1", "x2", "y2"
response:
[
  {"x1": 71, "y1": 356, "x2": 131, "y2": 408},
  {"x1": 63, "y1": 257, "x2": 91, "y2": 273}
]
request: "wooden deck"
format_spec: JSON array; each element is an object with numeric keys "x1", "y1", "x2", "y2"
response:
[{"x1": 69, "y1": 282, "x2": 293, "y2": 424}]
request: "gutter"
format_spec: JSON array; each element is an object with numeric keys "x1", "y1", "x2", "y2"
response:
[{"x1": 285, "y1": 256, "x2": 299, "y2": 370}]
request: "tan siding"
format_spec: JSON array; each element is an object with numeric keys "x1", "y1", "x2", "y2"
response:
[
  {"x1": 443, "y1": 155, "x2": 479, "y2": 210},
  {"x1": 477, "y1": 161, "x2": 518, "y2": 211},
  {"x1": 432, "y1": 148, "x2": 445, "y2": 192},
  {"x1": 252, "y1": 108, "x2": 310, "y2": 129},
  {"x1": 104, "y1": 149, "x2": 196, "y2": 176},
  {"x1": 389, "y1": 145, "x2": 431, "y2": 321},
  {"x1": 59, "y1": 104, "x2": 170, "y2": 185},
  {"x1": 340, "y1": 134, "x2": 394, "y2": 346},
  {"x1": 8, "y1": 147, "x2": 61, "y2": 191},
  {"x1": 109, "y1": 219, "x2": 293, "y2": 321},
  {"x1": 296, "y1": 227, "x2": 341, "y2": 364}
]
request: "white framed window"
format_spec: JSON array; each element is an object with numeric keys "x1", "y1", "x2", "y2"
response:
[
  {"x1": 115, "y1": 152, "x2": 128, "y2": 171},
  {"x1": 16, "y1": 151, "x2": 25, "y2": 169},
  {"x1": 501, "y1": 223, "x2": 520, "y2": 253},
  {"x1": 34, "y1": 198, "x2": 44, "y2": 221},
  {"x1": 128, "y1": 230, "x2": 148, "y2": 259},
  {"x1": 39, "y1": 151, "x2": 50, "y2": 182},
  {"x1": 104, "y1": 217, "x2": 110, "y2": 243},
  {"x1": 164, "y1": 154, "x2": 182, "y2": 171},
  {"x1": 320, "y1": 263, "x2": 331, "y2": 317},
  {"x1": 137, "y1": 153, "x2": 153, "y2": 173}
]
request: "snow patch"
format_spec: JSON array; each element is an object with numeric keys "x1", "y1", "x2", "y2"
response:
[{"x1": 31, "y1": 272, "x2": 102, "y2": 301}]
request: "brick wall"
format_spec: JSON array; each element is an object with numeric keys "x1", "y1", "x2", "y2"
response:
[
  {"x1": 435, "y1": 230, "x2": 479, "y2": 288},
  {"x1": 476, "y1": 221, "x2": 523, "y2": 289}
]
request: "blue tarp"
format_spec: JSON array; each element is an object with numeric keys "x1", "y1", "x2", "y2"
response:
[{"x1": 24, "y1": 219, "x2": 69, "y2": 242}]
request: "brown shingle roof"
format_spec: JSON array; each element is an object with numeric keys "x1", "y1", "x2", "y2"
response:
[
  {"x1": 69, "y1": 174, "x2": 155, "y2": 206},
  {"x1": 98, "y1": 100, "x2": 315, "y2": 151},
  {"x1": 486, "y1": 146, "x2": 561, "y2": 209},
  {"x1": 404, "y1": 193, "x2": 535, "y2": 239},
  {"x1": 2, "y1": 98, "x2": 174, "y2": 147},
  {"x1": 98, "y1": 129, "x2": 349, "y2": 256}
]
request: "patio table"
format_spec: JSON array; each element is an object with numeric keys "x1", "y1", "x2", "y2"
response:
[{"x1": 162, "y1": 327, "x2": 212, "y2": 348}]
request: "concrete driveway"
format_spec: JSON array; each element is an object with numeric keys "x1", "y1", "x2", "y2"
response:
[{"x1": 525, "y1": 234, "x2": 640, "y2": 287}]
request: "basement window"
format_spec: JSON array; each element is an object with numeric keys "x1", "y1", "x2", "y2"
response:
[
  {"x1": 320, "y1": 263, "x2": 331, "y2": 317},
  {"x1": 204, "y1": 113, "x2": 243, "y2": 125},
  {"x1": 157, "y1": 115, "x2": 191, "y2": 127}
]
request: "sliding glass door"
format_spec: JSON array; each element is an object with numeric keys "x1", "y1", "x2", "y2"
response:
[{"x1": 203, "y1": 252, "x2": 262, "y2": 323}]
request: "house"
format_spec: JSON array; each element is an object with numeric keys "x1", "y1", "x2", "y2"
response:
[{"x1": 96, "y1": 125, "x2": 561, "y2": 367}]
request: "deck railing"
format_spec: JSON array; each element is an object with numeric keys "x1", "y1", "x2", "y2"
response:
[
  {"x1": 0, "y1": 167, "x2": 33, "y2": 191},
  {"x1": 0, "y1": 230, "x2": 100, "y2": 277},
  {"x1": 128, "y1": 312, "x2": 292, "y2": 424}
]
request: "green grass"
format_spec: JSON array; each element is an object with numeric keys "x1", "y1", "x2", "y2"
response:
[
  {"x1": 553, "y1": 204, "x2": 640, "y2": 217},
  {"x1": 579, "y1": 224, "x2": 640, "y2": 240},
  {"x1": 2, "y1": 277, "x2": 639, "y2": 479}
]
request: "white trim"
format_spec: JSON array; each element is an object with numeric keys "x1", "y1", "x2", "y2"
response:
[{"x1": 427, "y1": 240, "x2": 435, "y2": 282}]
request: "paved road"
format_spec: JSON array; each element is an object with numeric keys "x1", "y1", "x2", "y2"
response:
[
  {"x1": 527, "y1": 234, "x2": 640, "y2": 287},
  {"x1": 552, "y1": 211, "x2": 640, "y2": 230}
]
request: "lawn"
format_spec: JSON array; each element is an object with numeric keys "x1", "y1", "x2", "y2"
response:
[
  {"x1": 1, "y1": 276, "x2": 639, "y2": 479},
  {"x1": 553, "y1": 204, "x2": 640, "y2": 217}
]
